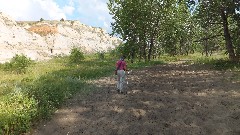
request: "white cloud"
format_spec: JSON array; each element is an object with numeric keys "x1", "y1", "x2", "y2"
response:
[
  {"x1": 98, "y1": 16, "x2": 106, "y2": 21},
  {"x1": 0, "y1": 0, "x2": 68, "y2": 21},
  {"x1": 0, "y1": 0, "x2": 112, "y2": 31},
  {"x1": 75, "y1": 0, "x2": 113, "y2": 31},
  {"x1": 63, "y1": 6, "x2": 75, "y2": 15},
  {"x1": 68, "y1": 0, "x2": 75, "y2": 6},
  {"x1": 103, "y1": 21, "x2": 109, "y2": 29}
]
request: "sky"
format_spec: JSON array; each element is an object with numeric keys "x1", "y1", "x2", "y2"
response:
[{"x1": 0, "y1": 0, "x2": 113, "y2": 32}]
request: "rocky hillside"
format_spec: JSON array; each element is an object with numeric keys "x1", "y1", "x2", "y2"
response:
[{"x1": 0, "y1": 12, "x2": 121, "y2": 63}]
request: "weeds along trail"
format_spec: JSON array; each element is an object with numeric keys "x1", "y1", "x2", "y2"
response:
[{"x1": 30, "y1": 63, "x2": 240, "y2": 135}]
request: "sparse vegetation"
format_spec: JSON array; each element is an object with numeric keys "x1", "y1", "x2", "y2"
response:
[
  {"x1": 3, "y1": 54, "x2": 33, "y2": 74},
  {"x1": 69, "y1": 47, "x2": 85, "y2": 63},
  {"x1": 39, "y1": 18, "x2": 44, "y2": 22},
  {"x1": 97, "y1": 51, "x2": 105, "y2": 60}
]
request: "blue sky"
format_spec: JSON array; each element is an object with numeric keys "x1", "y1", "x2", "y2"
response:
[{"x1": 0, "y1": 0, "x2": 113, "y2": 32}]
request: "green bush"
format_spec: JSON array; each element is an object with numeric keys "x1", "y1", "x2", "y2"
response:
[
  {"x1": 40, "y1": 18, "x2": 44, "y2": 22},
  {"x1": 0, "y1": 92, "x2": 37, "y2": 134},
  {"x1": 4, "y1": 54, "x2": 33, "y2": 74},
  {"x1": 69, "y1": 48, "x2": 84, "y2": 63},
  {"x1": 0, "y1": 63, "x2": 3, "y2": 70},
  {"x1": 97, "y1": 52, "x2": 105, "y2": 60}
]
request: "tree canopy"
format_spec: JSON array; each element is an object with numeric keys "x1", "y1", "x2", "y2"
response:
[{"x1": 108, "y1": 0, "x2": 240, "y2": 62}]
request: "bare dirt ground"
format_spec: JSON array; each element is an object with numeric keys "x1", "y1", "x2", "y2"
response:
[{"x1": 30, "y1": 62, "x2": 240, "y2": 135}]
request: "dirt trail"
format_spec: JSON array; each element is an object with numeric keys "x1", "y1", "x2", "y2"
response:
[{"x1": 30, "y1": 63, "x2": 240, "y2": 135}]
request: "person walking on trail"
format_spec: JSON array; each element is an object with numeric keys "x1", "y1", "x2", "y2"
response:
[{"x1": 116, "y1": 56, "x2": 127, "y2": 94}]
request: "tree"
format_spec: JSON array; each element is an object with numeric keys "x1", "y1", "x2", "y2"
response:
[
  {"x1": 108, "y1": 0, "x2": 239, "y2": 61},
  {"x1": 193, "y1": 0, "x2": 240, "y2": 61},
  {"x1": 108, "y1": 0, "x2": 182, "y2": 61},
  {"x1": 40, "y1": 18, "x2": 44, "y2": 22}
]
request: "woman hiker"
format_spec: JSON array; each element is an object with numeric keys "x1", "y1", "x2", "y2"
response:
[{"x1": 115, "y1": 56, "x2": 127, "y2": 94}]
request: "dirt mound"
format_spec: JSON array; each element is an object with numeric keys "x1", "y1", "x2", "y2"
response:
[{"x1": 29, "y1": 63, "x2": 240, "y2": 135}]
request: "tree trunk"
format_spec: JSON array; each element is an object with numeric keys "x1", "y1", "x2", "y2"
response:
[
  {"x1": 220, "y1": 9, "x2": 236, "y2": 61},
  {"x1": 143, "y1": 43, "x2": 147, "y2": 62},
  {"x1": 148, "y1": 37, "x2": 154, "y2": 61},
  {"x1": 179, "y1": 38, "x2": 183, "y2": 55},
  {"x1": 130, "y1": 48, "x2": 134, "y2": 63},
  {"x1": 205, "y1": 39, "x2": 209, "y2": 57},
  {"x1": 139, "y1": 46, "x2": 142, "y2": 62}
]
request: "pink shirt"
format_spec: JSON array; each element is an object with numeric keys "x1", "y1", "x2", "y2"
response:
[{"x1": 116, "y1": 60, "x2": 126, "y2": 70}]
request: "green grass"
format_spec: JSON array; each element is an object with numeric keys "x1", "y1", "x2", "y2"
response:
[
  {"x1": 156, "y1": 52, "x2": 240, "y2": 71},
  {"x1": 178, "y1": 52, "x2": 240, "y2": 71},
  {"x1": 0, "y1": 54, "x2": 166, "y2": 135}
]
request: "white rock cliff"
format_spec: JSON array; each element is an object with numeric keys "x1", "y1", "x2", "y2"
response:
[{"x1": 0, "y1": 12, "x2": 121, "y2": 63}]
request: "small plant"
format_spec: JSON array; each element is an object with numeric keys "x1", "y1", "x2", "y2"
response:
[
  {"x1": 4, "y1": 54, "x2": 33, "y2": 74},
  {"x1": 69, "y1": 48, "x2": 85, "y2": 63},
  {"x1": 40, "y1": 18, "x2": 44, "y2": 22},
  {"x1": 60, "y1": 18, "x2": 65, "y2": 21},
  {"x1": 0, "y1": 63, "x2": 3, "y2": 70},
  {"x1": 97, "y1": 51, "x2": 105, "y2": 60}
]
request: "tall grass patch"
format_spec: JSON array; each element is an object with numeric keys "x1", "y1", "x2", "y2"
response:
[
  {"x1": 69, "y1": 47, "x2": 84, "y2": 63},
  {"x1": 0, "y1": 54, "x2": 116, "y2": 134},
  {"x1": 3, "y1": 54, "x2": 33, "y2": 74},
  {"x1": 0, "y1": 92, "x2": 37, "y2": 134}
]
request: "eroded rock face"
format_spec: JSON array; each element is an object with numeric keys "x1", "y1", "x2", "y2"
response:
[
  {"x1": 28, "y1": 24, "x2": 58, "y2": 36},
  {"x1": 0, "y1": 12, "x2": 121, "y2": 63}
]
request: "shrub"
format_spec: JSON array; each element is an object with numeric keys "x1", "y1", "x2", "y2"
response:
[
  {"x1": 0, "y1": 92, "x2": 37, "y2": 134},
  {"x1": 0, "y1": 63, "x2": 3, "y2": 70},
  {"x1": 40, "y1": 18, "x2": 44, "y2": 22},
  {"x1": 109, "y1": 49, "x2": 116, "y2": 57},
  {"x1": 69, "y1": 48, "x2": 84, "y2": 63},
  {"x1": 4, "y1": 54, "x2": 33, "y2": 74},
  {"x1": 97, "y1": 51, "x2": 105, "y2": 60}
]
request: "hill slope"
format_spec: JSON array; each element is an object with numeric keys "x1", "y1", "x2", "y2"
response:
[{"x1": 0, "y1": 12, "x2": 121, "y2": 63}]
